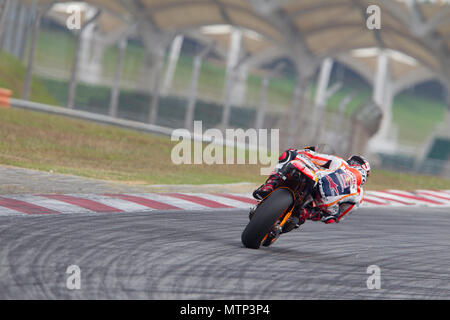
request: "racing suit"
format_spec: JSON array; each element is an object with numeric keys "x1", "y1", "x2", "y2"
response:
[{"x1": 270, "y1": 148, "x2": 365, "y2": 224}]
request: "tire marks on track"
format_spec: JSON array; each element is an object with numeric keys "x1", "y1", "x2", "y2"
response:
[{"x1": 0, "y1": 207, "x2": 449, "y2": 299}]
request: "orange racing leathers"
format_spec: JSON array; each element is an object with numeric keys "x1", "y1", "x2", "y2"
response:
[{"x1": 274, "y1": 148, "x2": 364, "y2": 224}]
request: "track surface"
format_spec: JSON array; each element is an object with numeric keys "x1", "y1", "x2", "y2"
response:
[{"x1": 0, "y1": 207, "x2": 449, "y2": 299}]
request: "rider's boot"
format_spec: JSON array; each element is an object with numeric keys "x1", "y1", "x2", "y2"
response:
[{"x1": 252, "y1": 173, "x2": 281, "y2": 200}]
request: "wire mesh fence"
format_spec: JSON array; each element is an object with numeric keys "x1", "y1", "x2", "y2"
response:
[{"x1": 1, "y1": 1, "x2": 449, "y2": 177}]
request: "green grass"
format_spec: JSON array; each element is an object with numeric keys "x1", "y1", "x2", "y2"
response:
[
  {"x1": 1, "y1": 107, "x2": 450, "y2": 189},
  {"x1": 0, "y1": 52, "x2": 58, "y2": 105},
  {"x1": 0, "y1": 107, "x2": 263, "y2": 185},
  {"x1": 367, "y1": 168, "x2": 450, "y2": 191}
]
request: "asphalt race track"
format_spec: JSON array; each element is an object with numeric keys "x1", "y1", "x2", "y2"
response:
[{"x1": 0, "y1": 207, "x2": 449, "y2": 299}]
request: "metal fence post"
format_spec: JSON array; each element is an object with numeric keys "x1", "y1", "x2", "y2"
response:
[
  {"x1": 23, "y1": 3, "x2": 50, "y2": 100},
  {"x1": 148, "y1": 47, "x2": 164, "y2": 125},
  {"x1": 254, "y1": 62, "x2": 285, "y2": 129},
  {"x1": 0, "y1": 0, "x2": 11, "y2": 52},
  {"x1": 67, "y1": 9, "x2": 100, "y2": 109},
  {"x1": 185, "y1": 42, "x2": 215, "y2": 131},
  {"x1": 108, "y1": 37, "x2": 127, "y2": 117}
]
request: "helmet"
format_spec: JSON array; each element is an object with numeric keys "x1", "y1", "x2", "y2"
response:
[
  {"x1": 347, "y1": 155, "x2": 371, "y2": 183},
  {"x1": 304, "y1": 145, "x2": 316, "y2": 152}
]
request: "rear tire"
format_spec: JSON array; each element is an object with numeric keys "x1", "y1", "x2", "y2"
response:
[{"x1": 241, "y1": 188, "x2": 294, "y2": 249}]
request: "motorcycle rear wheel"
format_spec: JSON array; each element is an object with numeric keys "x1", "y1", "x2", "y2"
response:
[{"x1": 241, "y1": 188, "x2": 294, "y2": 249}]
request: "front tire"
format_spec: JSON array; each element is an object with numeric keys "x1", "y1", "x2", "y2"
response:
[{"x1": 241, "y1": 188, "x2": 294, "y2": 249}]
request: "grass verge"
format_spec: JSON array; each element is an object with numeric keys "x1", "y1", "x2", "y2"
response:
[
  {"x1": 0, "y1": 52, "x2": 58, "y2": 105},
  {"x1": 0, "y1": 107, "x2": 262, "y2": 185},
  {"x1": 1, "y1": 107, "x2": 450, "y2": 190}
]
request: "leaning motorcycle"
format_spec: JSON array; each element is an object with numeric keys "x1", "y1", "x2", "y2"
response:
[{"x1": 241, "y1": 155, "x2": 320, "y2": 249}]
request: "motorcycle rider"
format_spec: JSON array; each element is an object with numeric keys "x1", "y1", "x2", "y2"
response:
[{"x1": 252, "y1": 146, "x2": 370, "y2": 231}]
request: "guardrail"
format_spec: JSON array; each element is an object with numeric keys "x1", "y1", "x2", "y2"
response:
[
  {"x1": 9, "y1": 98, "x2": 270, "y2": 152},
  {"x1": 10, "y1": 98, "x2": 174, "y2": 135}
]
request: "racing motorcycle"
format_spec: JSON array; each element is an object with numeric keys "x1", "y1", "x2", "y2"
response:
[{"x1": 241, "y1": 154, "x2": 320, "y2": 249}]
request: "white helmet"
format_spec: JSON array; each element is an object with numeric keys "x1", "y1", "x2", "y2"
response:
[{"x1": 347, "y1": 155, "x2": 371, "y2": 185}]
